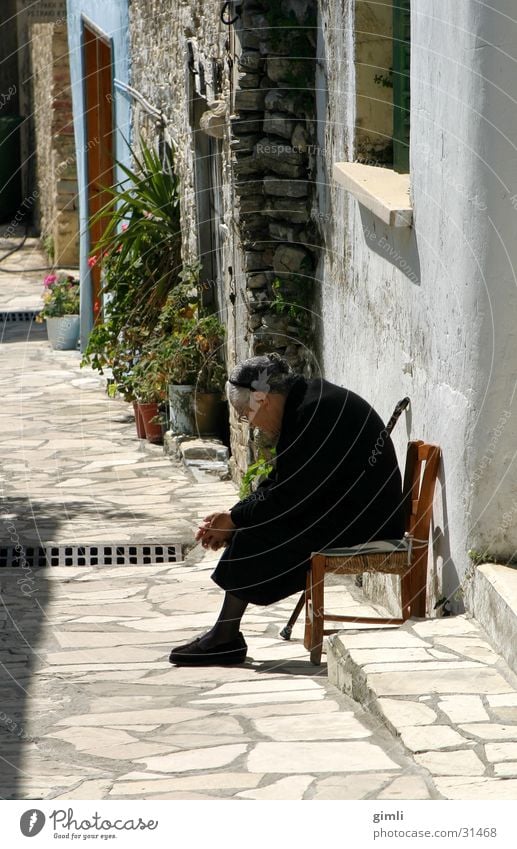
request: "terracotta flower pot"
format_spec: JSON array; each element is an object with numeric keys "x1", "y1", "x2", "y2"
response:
[
  {"x1": 194, "y1": 391, "x2": 223, "y2": 436},
  {"x1": 132, "y1": 401, "x2": 146, "y2": 438},
  {"x1": 138, "y1": 402, "x2": 163, "y2": 444}
]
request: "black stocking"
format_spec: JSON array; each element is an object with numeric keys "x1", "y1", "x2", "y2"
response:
[{"x1": 199, "y1": 592, "x2": 248, "y2": 647}]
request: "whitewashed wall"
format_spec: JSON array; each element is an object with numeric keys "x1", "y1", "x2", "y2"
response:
[{"x1": 317, "y1": 0, "x2": 517, "y2": 612}]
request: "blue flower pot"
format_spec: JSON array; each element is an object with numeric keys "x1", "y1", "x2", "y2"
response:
[{"x1": 46, "y1": 315, "x2": 80, "y2": 350}]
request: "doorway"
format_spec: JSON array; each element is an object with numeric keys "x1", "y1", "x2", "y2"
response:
[{"x1": 83, "y1": 22, "x2": 114, "y2": 320}]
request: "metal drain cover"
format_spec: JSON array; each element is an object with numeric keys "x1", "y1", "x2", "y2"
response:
[
  {"x1": 0, "y1": 543, "x2": 182, "y2": 568},
  {"x1": 0, "y1": 310, "x2": 41, "y2": 322}
]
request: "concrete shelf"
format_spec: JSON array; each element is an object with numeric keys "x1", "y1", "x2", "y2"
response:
[{"x1": 333, "y1": 161, "x2": 413, "y2": 228}]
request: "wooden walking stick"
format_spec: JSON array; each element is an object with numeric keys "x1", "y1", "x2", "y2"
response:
[{"x1": 279, "y1": 396, "x2": 410, "y2": 640}]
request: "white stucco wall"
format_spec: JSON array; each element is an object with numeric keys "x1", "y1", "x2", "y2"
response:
[{"x1": 317, "y1": 0, "x2": 517, "y2": 611}]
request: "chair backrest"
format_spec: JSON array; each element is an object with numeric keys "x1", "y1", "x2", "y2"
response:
[
  {"x1": 401, "y1": 441, "x2": 441, "y2": 617},
  {"x1": 402, "y1": 441, "x2": 441, "y2": 537}
]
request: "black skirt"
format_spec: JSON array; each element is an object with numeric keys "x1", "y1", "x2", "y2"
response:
[{"x1": 211, "y1": 525, "x2": 310, "y2": 606}]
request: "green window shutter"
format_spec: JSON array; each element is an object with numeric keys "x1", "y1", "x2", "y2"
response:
[{"x1": 393, "y1": 0, "x2": 411, "y2": 173}]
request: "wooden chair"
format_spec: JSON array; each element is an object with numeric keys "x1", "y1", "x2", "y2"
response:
[{"x1": 304, "y1": 440, "x2": 441, "y2": 664}]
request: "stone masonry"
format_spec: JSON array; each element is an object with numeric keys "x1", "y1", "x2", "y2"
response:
[
  {"x1": 129, "y1": 0, "x2": 320, "y2": 477},
  {"x1": 31, "y1": 21, "x2": 79, "y2": 266}
]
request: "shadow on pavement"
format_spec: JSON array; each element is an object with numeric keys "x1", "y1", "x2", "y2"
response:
[{"x1": 0, "y1": 499, "x2": 55, "y2": 800}]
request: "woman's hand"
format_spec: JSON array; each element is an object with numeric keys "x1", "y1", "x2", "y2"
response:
[{"x1": 196, "y1": 511, "x2": 236, "y2": 550}]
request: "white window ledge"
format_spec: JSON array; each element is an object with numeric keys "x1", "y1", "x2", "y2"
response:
[{"x1": 333, "y1": 162, "x2": 413, "y2": 228}]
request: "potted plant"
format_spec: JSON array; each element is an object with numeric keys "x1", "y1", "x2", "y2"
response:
[
  {"x1": 152, "y1": 282, "x2": 226, "y2": 435},
  {"x1": 81, "y1": 136, "x2": 182, "y2": 436},
  {"x1": 131, "y1": 351, "x2": 167, "y2": 444},
  {"x1": 87, "y1": 137, "x2": 182, "y2": 328},
  {"x1": 150, "y1": 280, "x2": 200, "y2": 435},
  {"x1": 192, "y1": 314, "x2": 226, "y2": 436},
  {"x1": 36, "y1": 273, "x2": 80, "y2": 350}
]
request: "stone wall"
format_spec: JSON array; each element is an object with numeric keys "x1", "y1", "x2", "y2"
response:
[
  {"x1": 0, "y1": 0, "x2": 20, "y2": 115},
  {"x1": 15, "y1": 0, "x2": 68, "y2": 204},
  {"x1": 31, "y1": 21, "x2": 79, "y2": 265},
  {"x1": 129, "y1": 0, "x2": 320, "y2": 477},
  {"x1": 315, "y1": 0, "x2": 517, "y2": 617}
]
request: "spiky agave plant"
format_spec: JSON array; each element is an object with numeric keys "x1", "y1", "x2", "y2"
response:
[{"x1": 89, "y1": 136, "x2": 182, "y2": 327}]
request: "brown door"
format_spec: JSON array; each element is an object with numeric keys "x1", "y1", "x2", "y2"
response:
[{"x1": 83, "y1": 24, "x2": 114, "y2": 320}]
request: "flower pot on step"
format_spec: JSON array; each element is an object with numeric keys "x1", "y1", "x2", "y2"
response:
[
  {"x1": 194, "y1": 391, "x2": 224, "y2": 436},
  {"x1": 132, "y1": 401, "x2": 146, "y2": 438},
  {"x1": 168, "y1": 384, "x2": 195, "y2": 434},
  {"x1": 138, "y1": 402, "x2": 163, "y2": 444},
  {"x1": 46, "y1": 315, "x2": 80, "y2": 350}
]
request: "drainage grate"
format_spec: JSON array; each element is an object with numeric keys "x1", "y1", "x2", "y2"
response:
[
  {"x1": 0, "y1": 543, "x2": 182, "y2": 568},
  {"x1": 0, "y1": 310, "x2": 41, "y2": 323}
]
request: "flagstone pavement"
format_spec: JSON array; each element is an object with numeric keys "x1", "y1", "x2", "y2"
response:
[{"x1": 0, "y1": 239, "x2": 440, "y2": 800}]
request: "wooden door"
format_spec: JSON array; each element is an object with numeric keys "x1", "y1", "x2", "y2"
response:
[{"x1": 83, "y1": 24, "x2": 114, "y2": 320}]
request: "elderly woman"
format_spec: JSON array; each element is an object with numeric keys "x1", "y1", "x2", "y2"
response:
[{"x1": 169, "y1": 353, "x2": 404, "y2": 666}]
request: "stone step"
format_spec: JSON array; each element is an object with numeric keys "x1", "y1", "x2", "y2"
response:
[
  {"x1": 464, "y1": 562, "x2": 517, "y2": 678},
  {"x1": 326, "y1": 615, "x2": 517, "y2": 799}
]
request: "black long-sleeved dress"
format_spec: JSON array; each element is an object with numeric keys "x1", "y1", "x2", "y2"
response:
[{"x1": 211, "y1": 376, "x2": 405, "y2": 605}]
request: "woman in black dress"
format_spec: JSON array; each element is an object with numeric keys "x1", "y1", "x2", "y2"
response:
[{"x1": 169, "y1": 353, "x2": 404, "y2": 666}]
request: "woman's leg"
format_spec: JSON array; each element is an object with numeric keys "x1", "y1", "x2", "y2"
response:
[{"x1": 198, "y1": 592, "x2": 248, "y2": 648}]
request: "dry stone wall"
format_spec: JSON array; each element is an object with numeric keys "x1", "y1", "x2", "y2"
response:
[
  {"x1": 129, "y1": 0, "x2": 319, "y2": 475},
  {"x1": 231, "y1": 0, "x2": 319, "y2": 374},
  {"x1": 31, "y1": 21, "x2": 78, "y2": 265}
]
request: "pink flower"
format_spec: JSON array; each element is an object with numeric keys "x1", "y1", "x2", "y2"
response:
[
  {"x1": 121, "y1": 222, "x2": 128, "y2": 231},
  {"x1": 43, "y1": 274, "x2": 57, "y2": 287},
  {"x1": 88, "y1": 255, "x2": 98, "y2": 268}
]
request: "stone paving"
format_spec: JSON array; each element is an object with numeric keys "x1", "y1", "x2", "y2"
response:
[
  {"x1": 0, "y1": 559, "x2": 438, "y2": 801},
  {"x1": 0, "y1": 239, "x2": 437, "y2": 800},
  {"x1": 328, "y1": 617, "x2": 517, "y2": 800},
  {"x1": 0, "y1": 226, "x2": 49, "y2": 313},
  {"x1": 0, "y1": 318, "x2": 235, "y2": 547},
  {"x1": 1, "y1": 237, "x2": 516, "y2": 801}
]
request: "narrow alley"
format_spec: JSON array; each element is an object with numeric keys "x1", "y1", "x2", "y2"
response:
[{"x1": 0, "y1": 235, "x2": 439, "y2": 800}]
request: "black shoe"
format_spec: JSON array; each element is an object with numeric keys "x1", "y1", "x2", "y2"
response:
[{"x1": 169, "y1": 632, "x2": 248, "y2": 666}]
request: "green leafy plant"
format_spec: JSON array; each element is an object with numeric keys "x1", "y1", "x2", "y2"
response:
[
  {"x1": 374, "y1": 69, "x2": 394, "y2": 89},
  {"x1": 89, "y1": 136, "x2": 182, "y2": 327},
  {"x1": 269, "y1": 276, "x2": 314, "y2": 345},
  {"x1": 131, "y1": 348, "x2": 168, "y2": 404},
  {"x1": 42, "y1": 234, "x2": 55, "y2": 263},
  {"x1": 239, "y1": 450, "x2": 276, "y2": 499},
  {"x1": 148, "y1": 299, "x2": 226, "y2": 390},
  {"x1": 82, "y1": 137, "x2": 183, "y2": 395},
  {"x1": 467, "y1": 548, "x2": 498, "y2": 566},
  {"x1": 36, "y1": 273, "x2": 79, "y2": 320}
]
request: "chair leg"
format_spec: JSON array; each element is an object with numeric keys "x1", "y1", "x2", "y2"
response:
[
  {"x1": 303, "y1": 573, "x2": 312, "y2": 651},
  {"x1": 308, "y1": 555, "x2": 325, "y2": 665}
]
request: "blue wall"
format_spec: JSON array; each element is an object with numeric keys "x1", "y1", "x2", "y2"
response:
[{"x1": 66, "y1": 0, "x2": 131, "y2": 349}]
